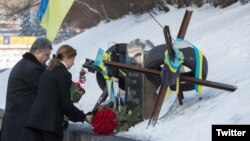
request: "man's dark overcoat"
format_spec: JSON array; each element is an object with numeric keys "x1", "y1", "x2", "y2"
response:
[{"x1": 1, "y1": 53, "x2": 46, "y2": 141}]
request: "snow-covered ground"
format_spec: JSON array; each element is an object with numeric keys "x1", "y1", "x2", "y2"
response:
[{"x1": 1, "y1": 2, "x2": 250, "y2": 141}]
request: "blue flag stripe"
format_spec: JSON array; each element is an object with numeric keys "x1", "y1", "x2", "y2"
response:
[{"x1": 37, "y1": 0, "x2": 49, "y2": 21}]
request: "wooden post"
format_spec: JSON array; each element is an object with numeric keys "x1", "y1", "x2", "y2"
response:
[
  {"x1": 163, "y1": 26, "x2": 174, "y2": 58},
  {"x1": 147, "y1": 85, "x2": 168, "y2": 127},
  {"x1": 177, "y1": 10, "x2": 193, "y2": 39},
  {"x1": 147, "y1": 26, "x2": 177, "y2": 126},
  {"x1": 176, "y1": 10, "x2": 193, "y2": 104}
]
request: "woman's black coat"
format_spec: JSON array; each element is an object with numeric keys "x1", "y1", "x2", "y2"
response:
[
  {"x1": 1, "y1": 53, "x2": 46, "y2": 141},
  {"x1": 26, "y1": 63, "x2": 86, "y2": 137}
]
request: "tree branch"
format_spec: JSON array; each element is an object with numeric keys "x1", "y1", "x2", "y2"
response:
[{"x1": 0, "y1": 0, "x2": 40, "y2": 18}]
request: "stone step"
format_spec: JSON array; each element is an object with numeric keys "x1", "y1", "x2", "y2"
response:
[
  {"x1": 63, "y1": 123, "x2": 139, "y2": 141},
  {"x1": 0, "y1": 109, "x2": 139, "y2": 141}
]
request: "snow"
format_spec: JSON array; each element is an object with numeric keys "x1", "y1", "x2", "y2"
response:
[{"x1": 1, "y1": 2, "x2": 250, "y2": 141}]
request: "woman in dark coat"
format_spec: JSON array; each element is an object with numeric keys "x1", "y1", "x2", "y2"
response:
[{"x1": 20, "y1": 45, "x2": 92, "y2": 141}]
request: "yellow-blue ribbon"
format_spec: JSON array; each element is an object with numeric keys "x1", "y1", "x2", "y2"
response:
[{"x1": 193, "y1": 47, "x2": 203, "y2": 95}]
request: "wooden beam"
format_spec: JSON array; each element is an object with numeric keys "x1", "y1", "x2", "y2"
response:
[
  {"x1": 103, "y1": 61, "x2": 237, "y2": 92},
  {"x1": 163, "y1": 26, "x2": 174, "y2": 58},
  {"x1": 177, "y1": 10, "x2": 193, "y2": 39}
]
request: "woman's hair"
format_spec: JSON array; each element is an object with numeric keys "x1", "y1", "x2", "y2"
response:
[{"x1": 47, "y1": 45, "x2": 77, "y2": 70}]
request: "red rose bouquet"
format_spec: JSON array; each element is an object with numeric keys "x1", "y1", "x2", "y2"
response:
[
  {"x1": 92, "y1": 106, "x2": 118, "y2": 135},
  {"x1": 70, "y1": 68, "x2": 87, "y2": 103},
  {"x1": 70, "y1": 82, "x2": 85, "y2": 102}
]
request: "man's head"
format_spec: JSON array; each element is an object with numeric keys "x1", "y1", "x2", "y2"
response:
[{"x1": 30, "y1": 38, "x2": 53, "y2": 64}]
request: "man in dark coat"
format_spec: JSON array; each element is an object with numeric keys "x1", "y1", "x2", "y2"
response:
[{"x1": 0, "y1": 38, "x2": 52, "y2": 141}]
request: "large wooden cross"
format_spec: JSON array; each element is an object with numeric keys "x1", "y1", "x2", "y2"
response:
[
  {"x1": 83, "y1": 10, "x2": 237, "y2": 127},
  {"x1": 103, "y1": 10, "x2": 237, "y2": 127}
]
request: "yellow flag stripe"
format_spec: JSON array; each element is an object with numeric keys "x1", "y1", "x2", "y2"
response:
[
  {"x1": 165, "y1": 86, "x2": 171, "y2": 96},
  {"x1": 197, "y1": 50, "x2": 203, "y2": 95},
  {"x1": 176, "y1": 77, "x2": 180, "y2": 95},
  {"x1": 41, "y1": 0, "x2": 74, "y2": 41}
]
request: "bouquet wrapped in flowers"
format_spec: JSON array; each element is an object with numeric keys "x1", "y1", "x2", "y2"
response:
[
  {"x1": 70, "y1": 82, "x2": 85, "y2": 102},
  {"x1": 92, "y1": 106, "x2": 118, "y2": 135},
  {"x1": 70, "y1": 68, "x2": 87, "y2": 103}
]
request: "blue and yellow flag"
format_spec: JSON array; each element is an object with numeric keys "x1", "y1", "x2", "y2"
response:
[
  {"x1": 94, "y1": 48, "x2": 111, "y2": 79},
  {"x1": 37, "y1": 0, "x2": 74, "y2": 41}
]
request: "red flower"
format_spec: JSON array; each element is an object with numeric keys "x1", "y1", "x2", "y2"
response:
[
  {"x1": 70, "y1": 67, "x2": 87, "y2": 103},
  {"x1": 92, "y1": 107, "x2": 118, "y2": 135},
  {"x1": 70, "y1": 81, "x2": 85, "y2": 103},
  {"x1": 75, "y1": 82, "x2": 81, "y2": 87},
  {"x1": 80, "y1": 69, "x2": 86, "y2": 75},
  {"x1": 79, "y1": 68, "x2": 87, "y2": 84}
]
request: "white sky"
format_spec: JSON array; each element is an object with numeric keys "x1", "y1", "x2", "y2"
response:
[{"x1": 1, "y1": 2, "x2": 250, "y2": 141}]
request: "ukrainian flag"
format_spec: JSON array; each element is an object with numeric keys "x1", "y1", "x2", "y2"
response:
[
  {"x1": 94, "y1": 48, "x2": 111, "y2": 79},
  {"x1": 38, "y1": 0, "x2": 74, "y2": 41}
]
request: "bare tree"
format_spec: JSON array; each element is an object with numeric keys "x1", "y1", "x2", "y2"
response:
[
  {"x1": 240, "y1": 0, "x2": 249, "y2": 4},
  {"x1": 0, "y1": 0, "x2": 39, "y2": 18}
]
